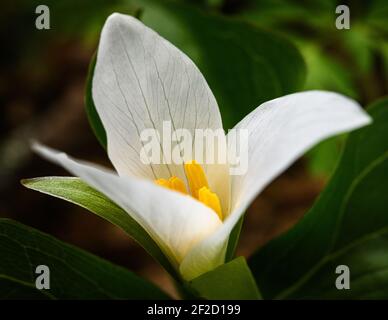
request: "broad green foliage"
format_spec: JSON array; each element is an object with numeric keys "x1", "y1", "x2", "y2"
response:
[
  {"x1": 85, "y1": 54, "x2": 107, "y2": 148},
  {"x1": 0, "y1": 218, "x2": 169, "y2": 299},
  {"x1": 234, "y1": 0, "x2": 388, "y2": 177},
  {"x1": 21, "y1": 177, "x2": 178, "y2": 278},
  {"x1": 249, "y1": 98, "x2": 388, "y2": 299},
  {"x1": 306, "y1": 135, "x2": 346, "y2": 179},
  {"x1": 189, "y1": 257, "x2": 261, "y2": 300},
  {"x1": 237, "y1": 0, "x2": 388, "y2": 100},
  {"x1": 225, "y1": 216, "x2": 244, "y2": 262}
]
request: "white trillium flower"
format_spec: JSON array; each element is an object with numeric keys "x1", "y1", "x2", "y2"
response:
[{"x1": 33, "y1": 13, "x2": 372, "y2": 281}]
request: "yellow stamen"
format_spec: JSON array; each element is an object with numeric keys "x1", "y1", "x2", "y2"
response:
[
  {"x1": 154, "y1": 161, "x2": 223, "y2": 219},
  {"x1": 168, "y1": 176, "x2": 188, "y2": 194},
  {"x1": 155, "y1": 178, "x2": 170, "y2": 189},
  {"x1": 198, "y1": 186, "x2": 223, "y2": 220},
  {"x1": 184, "y1": 160, "x2": 209, "y2": 199},
  {"x1": 155, "y1": 177, "x2": 187, "y2": 194}
]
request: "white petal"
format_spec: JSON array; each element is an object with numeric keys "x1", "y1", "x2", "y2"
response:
[
  {"x1": 230, "y1": 90, "x2": 371, "y2": 213},
  {"x1": 180, "y1": 90, "x2": 372, "y2": 280},
  {"x1": 93, "y1": 13, "x2": 223, "y2": 185},
  {"x1": 180, "y1": 225, "x2": 229, "y2": 281},
  {"x1": 33, "y1": 143, "x2": 222, "y2": 269}
]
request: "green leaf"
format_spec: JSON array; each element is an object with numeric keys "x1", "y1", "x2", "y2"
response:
[
  {"x1": 249, "y1": 98, "x2": 388, "y2": 299},
  {"x1": 84, "y1": 0, "x2": 306, "y2": 144},
  {"x1": 189, "y1": 257, "x2": 261, "y2": 300},
  {"x1": 21, "y1": 177, "x2": 178, "y2": 279},
  {"x1": 306, "y1": 135, "x2": 346, "y2": 179},
  {"x1": 225, "y1": 215, "x2": 244, "y2": 262},
  {"x1": 85, "y1": 53, "x2": 107, "y2": 149},
  {"x1": 0, "y1": 218, "x2": 170, "y2": 299},
  {"x1": 301, "y1": 43, "x2": 358, "y2": 99}
]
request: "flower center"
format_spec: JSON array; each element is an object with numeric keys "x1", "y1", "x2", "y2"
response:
[{"x1": 155, "y1": 160, "x2": 223, "y2": 220}]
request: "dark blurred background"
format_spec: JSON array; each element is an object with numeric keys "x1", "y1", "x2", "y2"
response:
[{"x1": 1, "y1": 0, "x2": 387, "y2": 296}]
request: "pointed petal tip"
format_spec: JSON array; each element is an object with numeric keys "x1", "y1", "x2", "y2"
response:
[
  {"x1": 106, "y1": 12, "x2": 129, "y2": 22},
  {"x1": 93, "y1": 9, "x2": 223, "y2": 181},
  {"x1": 361, "y1": 111, "x2": 373, "y2": 126},
  {"x1": 31, "y1": 142, "x2": 65, "y2": 162},
  {"x1": 104, "y1": 12, "x2": 139, "y2": 29}
]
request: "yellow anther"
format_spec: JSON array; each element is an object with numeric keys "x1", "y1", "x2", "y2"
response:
[
  {"x1": 155, "y1": 161, "x2": 223, "y2": 220},
  {"x1": 155, "y1": 178, "x2": 170, "y2": 189},
  {"x1": 155, "y1": 176, "x2": 187, "y2": 194},
  {"x1": 184, "y1": 160, "x2": 209, "y2": 199},
  {"x1": 168, "y1": 176, "x2": 188, "y2": 194},
  {"x1": 198, "y1": 186, "x2": 222, "y2": 220}
]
